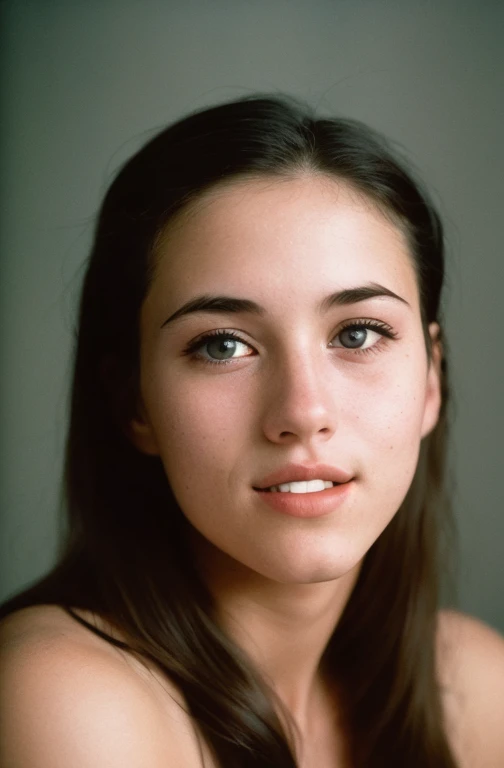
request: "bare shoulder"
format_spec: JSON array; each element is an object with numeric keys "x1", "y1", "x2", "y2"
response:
[
  {"x1": 437, "y1": 608, "x2": 504, "y2": 768},
  {"x1": 0, "y1": 605, "x2": 207, "y2": 767}
]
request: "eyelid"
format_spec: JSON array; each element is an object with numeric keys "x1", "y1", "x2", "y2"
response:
[
  {"x1": 336, "y1": 317, "x2": 398, "y2": 338},
  {"x1": 183, "y1": 318, "x2": 398, "y2": 364},
  {"x1": 182, "y1": 329, "x2": 256, "y2": 363}
]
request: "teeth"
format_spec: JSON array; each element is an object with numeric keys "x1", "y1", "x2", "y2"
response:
[{"x1": 267, "y1": 479, "x2": 334, "y2": 493}]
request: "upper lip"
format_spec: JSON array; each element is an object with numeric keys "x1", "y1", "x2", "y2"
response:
[{"x1": 254, "y1": 463, "x2": 354, "y2": 490}]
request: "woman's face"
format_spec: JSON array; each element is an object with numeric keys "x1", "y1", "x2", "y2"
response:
[{"x1": 132, "y1": 176, "x2": 441, "y2": 584}]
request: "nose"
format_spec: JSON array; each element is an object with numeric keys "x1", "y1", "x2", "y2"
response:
[{"x1": 261, "y1": 347, "x2": 337, "y2": 447}]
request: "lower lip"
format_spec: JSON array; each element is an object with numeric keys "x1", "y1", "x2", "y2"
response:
[{"x1": 254, "y1": 481, "x2": 354, "y2": 518}]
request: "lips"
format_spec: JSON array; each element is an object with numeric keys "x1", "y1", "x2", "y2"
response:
[{"x1": 253, "y1": 463, "x2": 354, "y2": 491}]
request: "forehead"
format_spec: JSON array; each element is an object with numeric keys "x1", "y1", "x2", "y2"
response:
[{"x1": 148, "y1": 175, "x2": 419, "y2": 313}]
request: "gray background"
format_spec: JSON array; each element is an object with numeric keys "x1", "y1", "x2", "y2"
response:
[{"x1": 1, "y1": 1, "x2": 503, "y2": 632}]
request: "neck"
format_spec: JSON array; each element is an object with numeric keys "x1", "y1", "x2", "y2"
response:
[{"x1": 188, "y1": 527, "x2": 361, "y2": 732}]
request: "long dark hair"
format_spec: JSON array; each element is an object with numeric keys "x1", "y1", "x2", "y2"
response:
[{"x1": 0, "y1": 94, "x2": 456, "y2": 766}]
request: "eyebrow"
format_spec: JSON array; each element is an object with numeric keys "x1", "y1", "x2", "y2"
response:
[{"x1": 161, "y1": 282, "x2": 410, "y2": 328}]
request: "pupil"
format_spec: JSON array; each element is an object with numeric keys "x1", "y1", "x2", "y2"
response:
[
  {"x1": 208, "y1": 338, "x2": 236, "y2": 359},
  {"x1": 341, "y1": 327, "x2": 367, "y2": 348}
]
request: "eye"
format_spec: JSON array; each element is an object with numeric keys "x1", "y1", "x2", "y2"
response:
[
  {"x1": 183, "y1": 330, "x2": 254, "y2": 364},
  {"x1": 331, "y1": 320, "x2": 397, "y2": 353}
]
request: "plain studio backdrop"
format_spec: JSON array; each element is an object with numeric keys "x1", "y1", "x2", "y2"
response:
[{"x1": 0, "y1": 0, "x2": 502, "y2": 632}]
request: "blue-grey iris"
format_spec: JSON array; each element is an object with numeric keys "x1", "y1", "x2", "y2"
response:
[
  {"x1": 340, "y1": 327, "x2": 367, "y2": 348},
  {"x1": 208, "y1": 338, "x2": 237, "y2": 360}
]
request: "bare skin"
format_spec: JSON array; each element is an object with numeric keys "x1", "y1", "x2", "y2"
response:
[{"x1": 1, "y1": 604, "x2": 504, "y2": 767}]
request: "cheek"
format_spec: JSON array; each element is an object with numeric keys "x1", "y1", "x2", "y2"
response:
[
  {"x1": 350, "y1": 345, "x2": 428, "y2": 432},
  {"x1": 351, "y1": 356, "x2": 429, "y2": 495},
  {"x1": 367, "y1": 379, "x2": 427, "y2": 445},
  {"x1": 145, "y1": 375, "x2": 250, "y2": 495}
]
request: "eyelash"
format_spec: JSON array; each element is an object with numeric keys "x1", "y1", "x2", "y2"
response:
[{"x1": 182, "y1": 319, "x2": 399, "y2": 367}]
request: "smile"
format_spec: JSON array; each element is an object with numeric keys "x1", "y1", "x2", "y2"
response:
[
  {"x1": 263, "y1": 479, "x2": 337, "y2": 493},
  {"x1": 254, "y1": 480, "x2": 353, "y2": 518}
]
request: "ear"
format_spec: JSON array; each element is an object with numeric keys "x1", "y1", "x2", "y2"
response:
[
  {"x1": 127, "y1": 400, "x2": 160, "y2": 456},
  {"x1": 420, "y1": 322, "x2": 443, "y2": 439}
]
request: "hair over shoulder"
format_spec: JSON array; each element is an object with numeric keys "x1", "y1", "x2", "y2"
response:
[{"x1": 0, "y1": 93, "x2": 457, "y2": 767}]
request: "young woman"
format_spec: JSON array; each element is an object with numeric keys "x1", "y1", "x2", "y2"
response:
[{"x1": 1, "y1": 94, "x2": 503, "y2": 768}]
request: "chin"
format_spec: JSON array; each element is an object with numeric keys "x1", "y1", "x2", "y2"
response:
[{"x1": 251, "y1": 547, "x2": 365, "y2": 586}]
